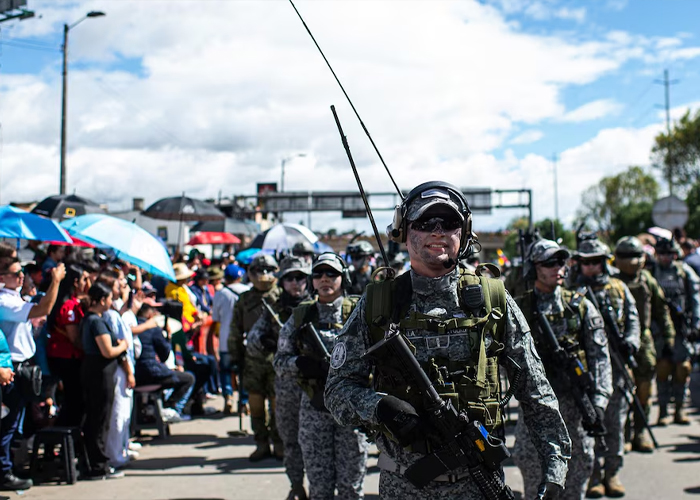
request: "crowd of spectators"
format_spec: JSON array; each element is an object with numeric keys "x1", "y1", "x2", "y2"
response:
[{"x1": 0, "y1": 241, "x2": 251, "y2": 489}]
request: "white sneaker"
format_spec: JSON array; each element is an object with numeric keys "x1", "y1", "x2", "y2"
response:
[
  {"x1": 128, "y1": 441, "x2": 142, "y2": 451},
  {"x1": 161, "y1": 408, "x2": 182, "y2": 423},
  {"x1": 127, "y1": 450, "x2": 139, "y2": 460}
]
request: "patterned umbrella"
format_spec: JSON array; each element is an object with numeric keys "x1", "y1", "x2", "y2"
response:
[
  {"x1": 249, "y1": 223, "x2": 318, "y2": 252},
  {"x1": 31, "y1": 194, "x2": 106, "y2": 221}
]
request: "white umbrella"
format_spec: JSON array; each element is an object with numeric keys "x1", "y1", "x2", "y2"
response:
[{"x1": 250, "y1": 223, "x2": 318, "y2": 252}]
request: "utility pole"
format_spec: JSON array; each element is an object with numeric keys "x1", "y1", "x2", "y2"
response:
[
  {"x1": 552, "y1": 153, "x2": 559, "y2": 222},
  {"x1": 656, "y1": 69, "x2": 679, "y2": 196}
]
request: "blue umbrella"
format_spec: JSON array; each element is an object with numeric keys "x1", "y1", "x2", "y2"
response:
[
  {"x1": 0, "y1": 205, "x2": 71, "y2": 243},
  {"x1": 313, "y1": 241, "x2": 334, "y2": 254},
  {"x1": 235, "y1": 247, "x2": 263, "y2": 265},
  {"x1": 61, "y1": 214, "x2": 175, "y2": 281}
]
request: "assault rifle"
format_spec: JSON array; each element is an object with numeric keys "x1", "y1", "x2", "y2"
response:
[
  {"x1": 532, "y1": 307, "x2": 607, "y2": 447},
  {"x1": 363, "y1": 328, "x2": 514, "y2": 500},
  {"x1": 584, "y1": 288, "x2": 659, "y2": 449},
  {"x1": 300, "y1": 322, "x2": 331, "y2": 361},
  {"x1": 258, "y1": 298, "x2": 283, "y2": 354}
]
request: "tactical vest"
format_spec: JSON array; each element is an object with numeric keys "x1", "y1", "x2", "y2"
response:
[
  {"x1": 239, "y1": 286, "x2": 281, "y2": 333},
  {"x1": 600, "y1": 278, "x2": 628, "y2": 330},
  {"x1": 292, "y1": 296, "x2": 359, "y2": 399},
  {"x1": 654, "y1": 261, "x2": 689, "y2": 316},
  {"x1": 517, "y1": 288, "x2": 588, "y2": 372},
  {"x1": 365, "y1": 267, "x2": 507, "y2": 432},
  {"x1": 620, "y1": 270, "x2": 653, "y2": 332}
]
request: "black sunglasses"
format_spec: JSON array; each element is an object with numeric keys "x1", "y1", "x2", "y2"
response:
[
  {"x1": 1, "y1": 269, "x2": 23, "y2": 277},
  {"x1": 579, "y1": 259, "x2": 604, "y2": 267},
  {"x1": 283, "y1": 274, "x2": 307, "y2": 283},
  {"x1": 312, "y1": 270, "x2": 341, "y2": 279},
  {"x1": 410, "y1": 216, "x2": 462, "y2": 233},
  {"x1": 539, "y1": 259, "x2": 565, "y2": 268}
]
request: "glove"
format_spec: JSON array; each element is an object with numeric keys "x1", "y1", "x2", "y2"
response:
[
  {"x1": 621, "y1": 340, "x2": 638, "y2": 359},
  {"x1": 376, "y1": 395, "x2": 423, "y2": 448},
  {"x1": 260, "y1": 333, "x2": 278, "y2": 353},
  {"x1": 583, "y1": 407, "x2": 606, "y2": 436},
  {"x1": 536, "y1": 482, "x2": 563, "y2": 500},
  {"x1": 295, "y1": 356, "x2": 329, "y2": 379}
]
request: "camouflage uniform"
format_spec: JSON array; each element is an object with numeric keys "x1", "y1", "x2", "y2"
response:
[
  {"x1": 652, "y1": 246, "x2": 700, "y2": 422},
  {"x1": 515, "y1": 285, "x2": 612, "y2": 500},
  {"x1": 228, "y1": 272, "x2": 282, "y2": 453},
  {"x1": 325, "y1": 268, "x2": 571, "y2": 499},
  {"x1": 248, "y1": 290, "x2": 308, "y2": 492},
  {"x1": 577, "y1": 267, "x2": 640, "y2": 483},
  {"x1": 614, "y1": 236, "x2": 676, "y2": 448},
  {"x1": 275, "y1": 296, "x2": 368, "y2": 500},
  {"x1": 347, "y1": 241, "x2": 375, "y2": 296}
]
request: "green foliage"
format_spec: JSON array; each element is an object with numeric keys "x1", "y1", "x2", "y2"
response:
[
  {"x1": 652, "y1": 110, "x2": 700, "y2": 190},
  {"x1": 685, "y1": 182, "x2": 700, "y2": 238},
  {"x1": 576, "y1": 166, "x2": 659, "y2": 238},
  {"x1": 503, "y1": 216, "x2": 575, "y2": 260}
]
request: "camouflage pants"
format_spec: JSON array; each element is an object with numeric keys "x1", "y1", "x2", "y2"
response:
[
  {"x1": 274, "y1": 375, "x2": 304, "y2": 487},
  {"x1": 378, "y1": 469, "x2": 485, "y2": 500},
  {"x1": 244, "y1": 353, "x2": 279, "y2": 444},
  {"x1": 595, "y1": 376, "x2": 629, "y2": 476},
  {"x1": 514, "y1": 396, "x2": 593, "y2": 500},
  {"x1": 657, "y1": 338, "x2": 693, "y2": 408},
  {"x1": 299, "y1": 394, "x2": 368, "y2": 500}
]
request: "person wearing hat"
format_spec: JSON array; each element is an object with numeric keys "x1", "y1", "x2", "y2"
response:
[
  {"x1": 651, "y1": 237, "x2": 700, "y2": 427},
  {"x1": 191, "y1": 269, "x2": 213, "y2": 316},
  {"x1": 345, "y1": 240, "x2": 375, "y2": 295},
  {"x1": 207, "y1": 266, "x2": 225, "y2": 293},
  {"x1": 213, "y1": 264, "x2": 249, "y2": 415},
  {"x1": 613, "y1": 236, "x2": 676, "y2": 453},
  {"x1": 325, "y1": 181, "x2": 570, "y2": 500},
  {"x1": 228, "y1": 254, "x2": 283, "y2": 461},
  {"x1": 291, "y1": 241, "x2": 315, "y2": 265},
  {"x1": 573, "y1": 237, "x2": 640, "y2": 498},
  {"x1": 164, "y1": 263, "x2": 201, "y2": 334},
  {"x1": 275, "y1": 253, "x2": 367, "y2": 500},
  {"x1": 514, "y1": 239, "x2": 611, "y2": 500},
  {"x1": 249, "y1": 256, "x2": 311, "y2": 500}
]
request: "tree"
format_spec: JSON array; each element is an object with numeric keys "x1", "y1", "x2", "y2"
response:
[
  {"x1": 652, "y1": 109, "x2": 700, "y2": 192},
  {"x1": 503, "y1": 216, "x2": 575, "y2": 259},
  {"x1": 685, "y1": 182, "x2": 700, "y2": 238},
  {"x1": 576, "y1": 166, "x2": 659, "y2": 242}
]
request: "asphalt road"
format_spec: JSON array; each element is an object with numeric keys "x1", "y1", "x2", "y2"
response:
[{"x1": 10, "y1": 376, "x2": 700, "y2": 500}]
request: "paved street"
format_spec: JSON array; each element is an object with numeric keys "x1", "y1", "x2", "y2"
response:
[{"x1": 7, "y1": 377, "x2": 700, "y2": 500}]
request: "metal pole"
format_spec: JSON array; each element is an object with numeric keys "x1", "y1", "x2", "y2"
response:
[
  {"x1": 664, "y1": 69, "x2": 673, "y2": 196},
  {"x1": 280, "y1": 158, "x2": 286, "y2": 193},
  {"x1": 552, "y1": 153, "x2": 559, "y2": 221},
  {"x1": 527, "y1": 189, "x2": 533, "y2": 228},
  {"x1": 59, "y1": 23, "x2": 68, "y2": 195}
]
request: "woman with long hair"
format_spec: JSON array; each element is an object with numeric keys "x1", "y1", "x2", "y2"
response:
[
  {"x1": 80, "y1": 282, "x2": 127, "y2": 479},
  {"x1": 46, "y1": 263, "x2": 89, "y2": 427}
]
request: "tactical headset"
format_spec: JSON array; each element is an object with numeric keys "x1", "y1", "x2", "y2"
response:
[
  {"x1": 387, "y1": 180, "x2": 475, "y2": 258},
  {"x1": 311, "y1": 252, "x2": 352, "y2": 290}
]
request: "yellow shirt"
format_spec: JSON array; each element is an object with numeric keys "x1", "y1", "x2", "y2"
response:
[{"x1": 164, "y1": 283, "x2": 198, "y2": 330}]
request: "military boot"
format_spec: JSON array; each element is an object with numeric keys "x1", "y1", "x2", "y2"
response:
[
  {"x1": 286, "y1": 483, "x2": 308, "y2": 500},
  {"x1": 604, "y1": 474, "x2": 626, "y2": 498},
  {"x1": 586, "y1": 465, "x2": 605, "y2": 498},
  {"x1": 223, "y1": 395, "x2": 234, "y2": 415},
  {"x1": 657, "y1": 405, "x2": 671, "y2": 427},
  {"x1": 631, "y1": 433, "x2": 654, "y2": 453},
  {"x1": 249, "y1": 442, "x2": 272, "y2": 462},
  {"x1": 674, "y1": 404, "x2": 691, "y2": 425}
]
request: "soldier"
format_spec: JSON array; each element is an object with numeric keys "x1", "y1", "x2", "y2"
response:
[
  {"x1": 652, "y1": 237, "x2": 700, "y2": 426},
  {"x1": 291, "y1": 241, "x2": 315, "y2": 265},
  {"x1": 572, "y1": 238, "x2": 640, "y2": 498},
  {"x1": 514, "y1": 239, "x2": 612, "y2": 500},
  {"x1": 227, "y1": 254, "x2": 283, "y2": 461},
  {"x1": 613, "y1": 237, "x2": 675, "y2": 452},
  {"x1": 274, "y1": 253, "x2": 367, "y2": 500},
  {"x1": 247, "y1": 257, "x2": 311, "y2": 500},
  {"x1": 325, "y1": 181, "x2": 570, "y2": 500},
  {"x1": 346, "y1": 240, "x2": 375, "y2": 295}
]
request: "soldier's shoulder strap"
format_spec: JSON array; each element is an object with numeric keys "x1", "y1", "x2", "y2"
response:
[
  {"x1": 292, "y1": 299, "x2": 318, "y2": 329},
  {"x1": 462, "y1": 267, "x2": 507, "y2": 338},
  {"x1": 365, "y1": 270, "x2": 412, "y2": 345},
  {"x1": 563, "y1": 286, "x2": 588, "y2": 317},
  {"x1": 342, "y1": 295, "x2": 360, "y2": 323}
]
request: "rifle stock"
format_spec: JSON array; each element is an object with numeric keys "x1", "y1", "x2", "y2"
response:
[{"x1": 362, "y1": 329, "x2": 513, "y2": 500}]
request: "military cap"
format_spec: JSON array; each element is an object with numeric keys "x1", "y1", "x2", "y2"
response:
[
  {"x1": 291, "y1": 241, "x2": 315, "y2": 255},
  {"x1": 528, "y1": 239, "x2": 570, "y2": 264},
  {"x1": 655, "y1": 237, "x2": 681, "y2": 256},
  {"x1": 249, "y1": 254, "x2": 279, "y2": 271},
  {"x1": 576, "y1": 239, "x2": 611, "y2": 259},
  {"x1": 347, "y1": 240, "x2": 375, "y2": 256},
  {"x1": 278, "y1": 256, "x2": 311, "y2": 278},
  {"x1": 614, "y1": 236, "x2": 644, "y2": 257}
]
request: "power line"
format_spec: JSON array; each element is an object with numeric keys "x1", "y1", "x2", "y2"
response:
[{"x1": 0, "y1": 40, "x2": 58, "y2": 52}]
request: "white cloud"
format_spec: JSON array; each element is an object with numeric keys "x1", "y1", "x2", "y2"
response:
[
  {"x1": 0, "y1": 0, "x2": 697, "y2": 236},
  {"x1": 560, "y1": 99, "x2": 622, "y2": 122},
  {"x1": 511, "y1": 130, "x2": 544, "y2": 144}
]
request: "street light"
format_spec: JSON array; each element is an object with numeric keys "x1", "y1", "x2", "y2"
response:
[
  {"x1": 280, "y1": 153, "x2": 306, "y2": 193},
  {"x1": 59, "y1": 10, "x2": 106, "y2": 195}
]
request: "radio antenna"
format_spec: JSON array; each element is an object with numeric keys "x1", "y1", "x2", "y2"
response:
[{"x1": 289, "y1": 0, "x2": 403, "y2": 199}]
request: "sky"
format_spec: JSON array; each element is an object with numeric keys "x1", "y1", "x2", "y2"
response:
[{"x1": 1, "y1": 0, "x2": 699, "y2": 235}]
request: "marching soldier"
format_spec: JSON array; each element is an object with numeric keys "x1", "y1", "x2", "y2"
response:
[
  {"x1": 325, "y1": 181, "x2": 570, "y2": 500},
  {"x1": 515, "y1": 239, "x2": 612, "y2": 500},
  {"x1": 652, "y1": 238, "x2": 700, "y2": 426}
]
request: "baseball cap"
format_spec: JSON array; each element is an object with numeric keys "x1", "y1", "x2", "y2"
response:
[
  {"x1": 529, "y1": 239, "x2": 570, "y2": 264},
  {"x1": 406, "y1": 187, "x2": 465, "y2": 222},
  {"x1": 224, "y1": 264, "x2": 245, "y2": 280},
  {"x1": 312, "y1": 253, "x2": 345, "y2": 274},
  {"x1": 279, "y1": 256, "x2": 311, "y2": 278}
]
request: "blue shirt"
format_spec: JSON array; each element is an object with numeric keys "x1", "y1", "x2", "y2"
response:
[{"x1": 0, "y1": 329, "x2": 13, "y2": 369}]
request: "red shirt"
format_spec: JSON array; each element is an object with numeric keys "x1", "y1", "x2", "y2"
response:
[{"x1": 47, "y1": 296, "x2": 84, "y2": 359}]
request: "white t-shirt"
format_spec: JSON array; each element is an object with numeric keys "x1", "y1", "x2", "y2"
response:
[
  {"x1": 0, "y1": 288, "x2": 36, "y2": 362},
  {"x1": 122, "y1": 309, "x2": 141, "y2": 359},
  {"x1": 212, "y1": 282, "x2": 249, "y2": 353}
]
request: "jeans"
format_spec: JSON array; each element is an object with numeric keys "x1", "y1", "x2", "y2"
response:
[
  {"x1": 192, "y1": 352, "x2": 219, "y2": 395},
  {"x1": 220, "y1": 351, "x2": 247, "y2": 404},
  {"x1": 0, "y1": 381, "x2": 24, "y2": 473}
]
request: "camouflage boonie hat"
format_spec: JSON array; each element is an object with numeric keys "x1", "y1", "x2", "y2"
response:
[
  {"x1": 278, "y1": 256, "x2": 311, "y2": 278},
  {"x1": 249, "y1": 254, "x2": 279, "y2": 271},
  {"x1": 576, "y1": 239, "x2": 611, "y2": 259},
  {"x1": 528, "y1": 239, "x2": 570, "y2": 264},
  {"x1": 615, "y1": 236, "x2": 644, "y2": 257}
]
